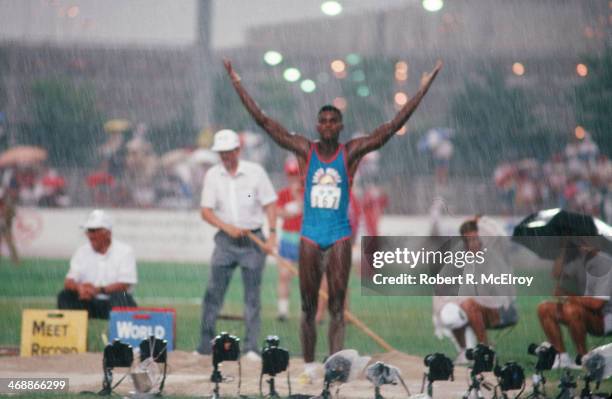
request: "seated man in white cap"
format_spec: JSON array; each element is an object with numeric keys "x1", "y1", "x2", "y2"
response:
[{"x1": 57, "y1": 209, "x2": 138, "y2": 319}]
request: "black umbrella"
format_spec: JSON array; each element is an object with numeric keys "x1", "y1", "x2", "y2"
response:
[{"x1": 512, "y1": 208, "x2": 612, "y2": 260}]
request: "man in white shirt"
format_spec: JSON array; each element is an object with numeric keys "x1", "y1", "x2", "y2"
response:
[
  {"x1": 437, "y1": 218, "x2": 518, "y2": 365},
  {"x1": 196, "y1": 129, "x2": 277, "y2": 359},
  {"x1": 57, "y1": 209, "x2": 137, "y2": 319}
]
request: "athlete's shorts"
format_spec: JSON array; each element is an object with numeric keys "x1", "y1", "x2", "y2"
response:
[
  {"x1": 495, "y1": 302, "x2": 519, "y2": 328},
  {"x1": 301, "y1": 221, "x2": 352, "y2": 250}
]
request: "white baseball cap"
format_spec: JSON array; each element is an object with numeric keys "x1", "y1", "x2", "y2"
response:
[
  {"x1": 211, "y1": 129, "x2": 240, "y2": 152},
  {"x1": 82, "y1": 209, "x2": 113, "y2": 231}
]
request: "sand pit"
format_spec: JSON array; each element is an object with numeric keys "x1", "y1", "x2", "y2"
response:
[{"x1": 0, "y1": 350, "x2": 507, "y2": 398}]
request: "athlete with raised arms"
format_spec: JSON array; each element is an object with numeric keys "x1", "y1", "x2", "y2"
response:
[{"x1": 224, "y1": 58, "x2": 442, "y2": 377}]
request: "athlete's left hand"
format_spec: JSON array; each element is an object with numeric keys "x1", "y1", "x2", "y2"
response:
[{"x1": 419, "y1": 60, "x2": 443, "y2": 90}]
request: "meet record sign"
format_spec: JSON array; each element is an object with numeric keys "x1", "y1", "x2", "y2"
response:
[{"x1": 20, "y1": 309, "x2": 88, "y2": 357}]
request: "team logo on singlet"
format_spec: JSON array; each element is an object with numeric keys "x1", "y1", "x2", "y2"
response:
[{"x1": 311, "y1": 168, "x2": 342, "y2": 209}]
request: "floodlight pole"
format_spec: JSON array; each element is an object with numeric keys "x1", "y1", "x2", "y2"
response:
[{"x1": 193, "y1": 0, "x2": 213, "y2": 131}]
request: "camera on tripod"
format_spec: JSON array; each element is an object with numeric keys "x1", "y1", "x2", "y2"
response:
[
  {"x1": 212, "y1": 332, "x2": 240, "y2": 367},
  {"x1": 580, "y1": 343, "x2": 612, "y2": 399},
  {"x1": 421, "y1": 353, "x2": 454, "y2": 398},
  {"x1": 208, "y1": 332, "x2": 241, "y2": 399},
  {"x1": 527, "y1": 342, "x2": 557, "y2": 371},
  {"x1": 319, "y1": 349, "x2": 371, "y2": 399},
  {"x1": 424, "y1": 353, "x2": 454, "y2": 381},
  {"x1": 494, "y1": 362, "x2": 525, "y2": 392},
  {"x1": 366, "y1": 362, "x2": 411, "y2": 399},
  {"x1": 259, "y1": 336, "x2": 290, "y2": 398},
  {"x1": 466, "y1": 343, "x2": 495, "y2": 374},
  {"x1": 100, "y1": 339, "x2": 134, "y2": 396},
  {"x1": 261, "y1": 335, "x2": 289, "y2": 376},
  {"x1": 104, "y1": 339, "x2": 134, "y2": 368}
]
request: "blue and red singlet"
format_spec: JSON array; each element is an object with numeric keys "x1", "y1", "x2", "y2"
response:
[{"x1": 301, "y1": 143, "x2": 352, "y2": 249}]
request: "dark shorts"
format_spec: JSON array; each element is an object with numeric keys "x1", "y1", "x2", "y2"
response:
[{"x1": 496, "y1": 302, "x2": 519, "y2": 328}]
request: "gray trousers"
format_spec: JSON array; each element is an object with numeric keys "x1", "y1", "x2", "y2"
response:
[{"x1": 197, "y1": 230, "x2": 266, "y2": 354}]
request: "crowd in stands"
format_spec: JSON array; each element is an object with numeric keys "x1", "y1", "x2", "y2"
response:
[
  {"x1": 1, "y1": 167, "x2": 70, "y2": 208},
  {"x1": 494, "y1": 133, "x2": 611, "y2": 221},
  {"x1": 4, "y1": 126, "x2": 609, "y2": 222},
  {"x1": 0, "y1": 126, "x2": 390, "y2": 215}
]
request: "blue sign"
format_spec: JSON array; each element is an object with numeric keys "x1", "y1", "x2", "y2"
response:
[{"x1": 109, "y1": 308, "x2": 175, "y2": 351}]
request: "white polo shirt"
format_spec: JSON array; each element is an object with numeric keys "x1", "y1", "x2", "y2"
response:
[
  {"x1": 66, "y1": 239, "x2": 138, "y2": 291},
  {"x1": 200, "y1": 160, "x2": 277, "y2": 230}
]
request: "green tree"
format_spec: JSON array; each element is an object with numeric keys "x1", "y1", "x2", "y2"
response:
[
  {"x1": 574, "y1": 47, "x2": 612, "y2": 154},
  {"x1": 29, "y1": 79, "x2": 102, "y2": 167}
]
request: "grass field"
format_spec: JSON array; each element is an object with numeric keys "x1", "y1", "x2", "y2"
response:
[{"x1": 1, "y1": 258, "x2": 610, "y2": 397}]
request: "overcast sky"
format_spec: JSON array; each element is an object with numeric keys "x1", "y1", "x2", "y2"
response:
[{"x1": 0, "y1": 0, "x2": 413, "y2": 49}]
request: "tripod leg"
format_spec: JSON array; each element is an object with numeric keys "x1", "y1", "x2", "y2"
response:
[
  {"x1": 157, "y1": 362, "x2": 167, "y2": 395},
  {"x1": 100, "y1": 367, "x2": 112, "y2": 396},
  {"x1": 211, "y1": 382, "x2": 220, "y2": 399}
]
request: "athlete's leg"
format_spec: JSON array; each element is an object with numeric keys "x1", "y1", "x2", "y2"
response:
[
  {"x1": 325, "y1": 238, "x2": 352, "y2": 356},
  {"x1": 460, "y1": 299, "x2": 500, "y2": 345},
  {"x1": 299, "y1": 238, "x2": 324, "y2": 362},
  {"x1": 563, "y1": 302, "x2": 604, "y2": 356},
  {"x1": 538, "y1": 301, "x2": 566, "y2": 353},
  {"x1": 315, "y1": 276, "x2": 328, "y2": 324}
]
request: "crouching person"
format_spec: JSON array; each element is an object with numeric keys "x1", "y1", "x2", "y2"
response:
[{"x1": 57, "y1": 209, "x2": 137, "y2": 319}]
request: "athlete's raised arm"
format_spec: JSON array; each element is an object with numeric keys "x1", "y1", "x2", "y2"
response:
[
  {"x1": 224, "y1": 59, "x2": 310, "y2": 159},
  {"x1": 345, "y1": 60, "x2": 443, "y2": 169}
]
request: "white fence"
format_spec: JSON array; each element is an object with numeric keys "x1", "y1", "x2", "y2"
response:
[{"x1": 13, "y1": 208, "x2": 524, "y2": 263}]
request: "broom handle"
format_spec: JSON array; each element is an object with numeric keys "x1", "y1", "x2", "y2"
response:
[{"x1": 247, "y1": 231, "x2": 394, "y2": 352}]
